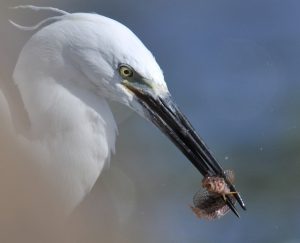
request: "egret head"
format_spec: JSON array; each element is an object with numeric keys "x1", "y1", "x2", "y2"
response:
[{"x1": 59, "y1": 13, "x2": 168, "y2": 116}]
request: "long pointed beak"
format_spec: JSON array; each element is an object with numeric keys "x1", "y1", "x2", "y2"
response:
[{"x1": 126, "y1": 85, "x2": 246, "y2": 216}]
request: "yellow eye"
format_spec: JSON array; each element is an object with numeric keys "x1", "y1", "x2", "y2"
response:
[{"x1": 119, "y1": 65, "x2": 134, "y2": 78}]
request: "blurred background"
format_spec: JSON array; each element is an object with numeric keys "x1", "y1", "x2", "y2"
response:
[{"x1": 1, "y1": 0, "x2": 300, "y2": 242}]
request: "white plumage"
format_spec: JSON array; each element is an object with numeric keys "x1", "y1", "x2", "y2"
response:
[{"x1": 4, "y1": 6, "x2": 167, "y2": 212}]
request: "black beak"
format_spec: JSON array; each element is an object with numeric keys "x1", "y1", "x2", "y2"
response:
[{"x1": 126, "y1": 85, "x2": 246, "y2": 217}]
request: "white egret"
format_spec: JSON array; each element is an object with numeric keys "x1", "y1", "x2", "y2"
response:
[{"x1": 3, "y1": 5, "x2": 245, "y2": 216}]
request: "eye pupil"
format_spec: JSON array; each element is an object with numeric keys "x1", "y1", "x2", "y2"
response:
[{"x1": 124, "y1": 70, "x2": 130, "y2": 75}]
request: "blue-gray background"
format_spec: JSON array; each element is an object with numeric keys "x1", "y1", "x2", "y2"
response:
[{"x1": 1, "y1": 0, "x2": 300, "y2": 242}]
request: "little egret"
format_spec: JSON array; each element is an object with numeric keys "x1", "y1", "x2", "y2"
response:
[{"x1": 3, "y1": 5, "x2": 245, "y2": 216}]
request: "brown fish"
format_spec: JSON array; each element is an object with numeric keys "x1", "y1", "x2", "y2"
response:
[{"x1": 191, "y1": 170, "x2": 237, "y2": 220}]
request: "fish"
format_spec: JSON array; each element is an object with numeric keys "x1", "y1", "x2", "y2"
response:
[{"x1": 191, "y1": 170, "x2": 237, "y2": 220}]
